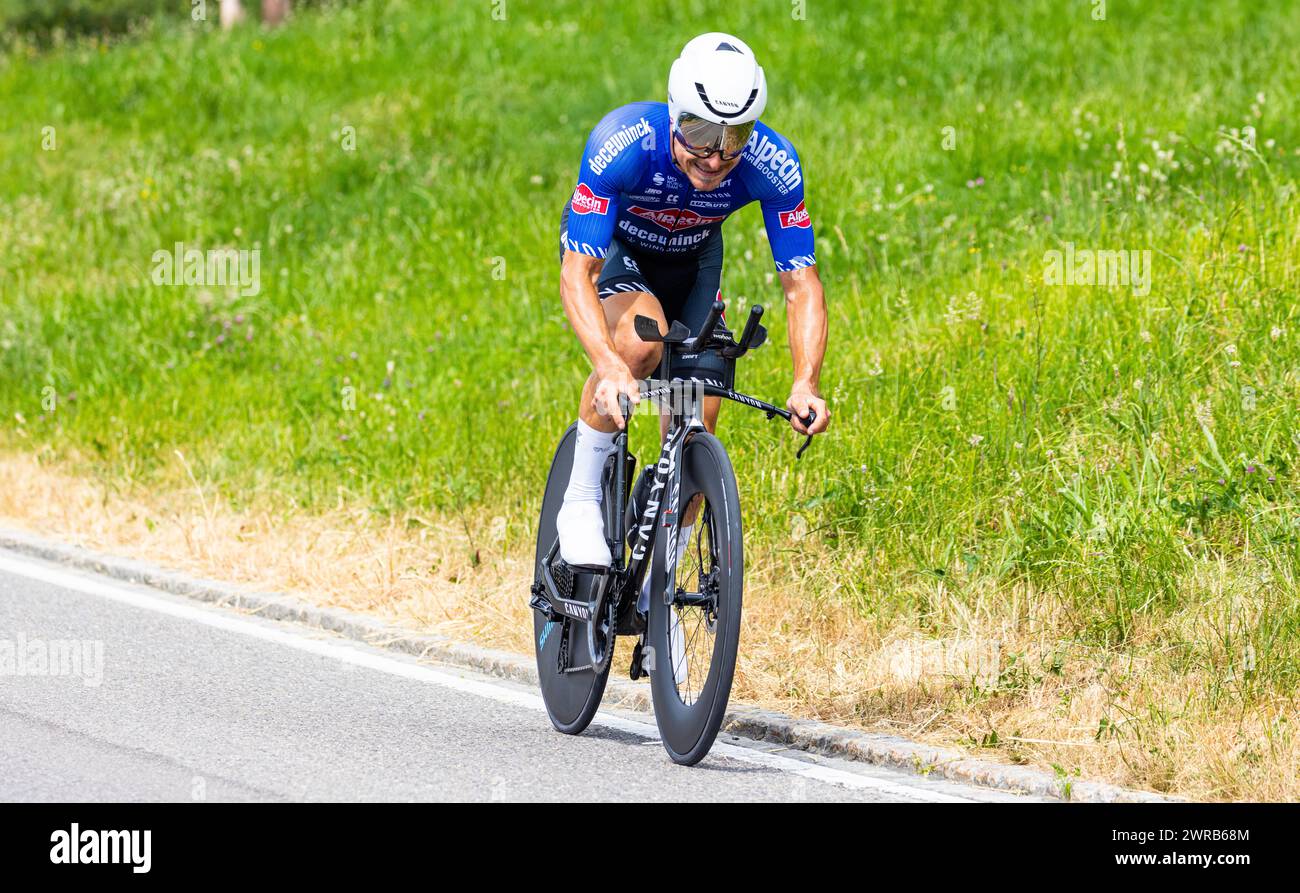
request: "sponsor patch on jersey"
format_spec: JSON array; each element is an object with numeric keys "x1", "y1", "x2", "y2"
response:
[
  {"x1": 627, "y1": 205, "x2": 726, "y2": 230},
  {"x1": 588, "y1": 116, "x2": 653, "y2": 176},
  {"x1": 744, "y1": 132, "x2": 803, "y2": 195},
  {"x1": 618, "y1": 218, "x2": 713, "y2": 249},
  {"x1": 572, "y1": 183, "x2": 611, "y2": 215},
  {"x1": 779, "y1": 200, "x2": 811, "y2": 229}
]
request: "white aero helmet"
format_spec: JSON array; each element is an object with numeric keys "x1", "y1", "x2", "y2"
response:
[{"x1": 667, "y1": 32, "x2": 767, "y2": 158}]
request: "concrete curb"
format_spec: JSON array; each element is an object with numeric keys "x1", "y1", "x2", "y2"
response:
[{"x1": 0, "y1": 526, "x2": 1172, "y2": 803}]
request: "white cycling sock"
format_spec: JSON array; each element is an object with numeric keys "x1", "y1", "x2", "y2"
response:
[
  {"x1": 563, "y1": 418, "x2": 617, "y2": 506},
  {"x1": 637, "y1": 523, "x2": 694, "y2": 614}
]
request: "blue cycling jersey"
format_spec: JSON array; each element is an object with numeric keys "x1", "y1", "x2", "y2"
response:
[{"x1": 563, "y1": 102, "x2": 816, "y2": 273}]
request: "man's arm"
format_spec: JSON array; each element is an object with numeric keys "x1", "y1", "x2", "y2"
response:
[
  {"x1": 748, "y1": 126, "x2": 826, "y2": 435},
  {"x1": 779, "y1": 265, "x2": 830, "y2": 435}
]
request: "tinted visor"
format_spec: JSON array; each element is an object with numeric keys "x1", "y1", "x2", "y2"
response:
[{"x1": 677, "y1": 113, "x2": 755, "y2": 156}]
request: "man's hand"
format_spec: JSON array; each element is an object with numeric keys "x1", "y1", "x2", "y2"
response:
[
  {"x1": 787, "y1": 382, "x2": 829, "y2": 435},
  {"x1": 592, "y1": 359, "x2": 642, "y2": 429}
]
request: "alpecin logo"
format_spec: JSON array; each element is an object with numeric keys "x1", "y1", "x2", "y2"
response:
[
  {"x1": 744, "y1": 132, "x2": 802, "y2": 194},
  {"x1": 571, "y1": 183, "x2": 610, "y2": 215},
  {"x1": 779, "y1": 200, "x2": 810, "y2": 229},
  {"x1": 627, "y1": 205, "x2": 725, "y2": 230}
]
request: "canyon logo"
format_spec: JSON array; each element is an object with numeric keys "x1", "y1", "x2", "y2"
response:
[
  {"x1": 571, "y1": 183, "x2": 610, "y2": 215},
  {"x1": 1043, "y1": 242, "x2": 1152, "y2": 297},
  {"x1": 627, "y1": 205, "x2": 725, "y2": 230},
  {"x1": 630, "y1": 449, "x2": 676, "y2": 562}
]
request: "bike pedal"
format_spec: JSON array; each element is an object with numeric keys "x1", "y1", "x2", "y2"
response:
[{"x1": 528, "y1": 582, "x2": 563, "y2": 623}]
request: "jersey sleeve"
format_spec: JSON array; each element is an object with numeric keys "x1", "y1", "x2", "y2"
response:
[
  {"x1": 752, "y1": 135, "x2": 816, "y2": 272},
  {"x1": 562, "y1": 108, "x2": 653, "y2": 259}
]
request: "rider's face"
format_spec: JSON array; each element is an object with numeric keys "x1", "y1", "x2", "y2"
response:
[{"x1": 671, "y1": 137, "x2": 742, "y2": 191}]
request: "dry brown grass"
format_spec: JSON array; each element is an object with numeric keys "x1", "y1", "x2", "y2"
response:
[{"x1": 2, "y1": 449, "x2": 1295, "y2": 801}]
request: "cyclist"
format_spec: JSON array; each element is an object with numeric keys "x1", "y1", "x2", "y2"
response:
[{"x1": 556, "y1": 32, "x2": 830, "y2": 573}]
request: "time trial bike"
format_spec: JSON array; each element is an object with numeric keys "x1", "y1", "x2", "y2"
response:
[{"x1": 530, "y1": 300, "x2": 815, "y2": 765}]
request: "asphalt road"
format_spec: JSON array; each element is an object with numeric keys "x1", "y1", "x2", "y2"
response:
[{"x1": 0, "y1": 549, "x2": 1036, "y2": 802}]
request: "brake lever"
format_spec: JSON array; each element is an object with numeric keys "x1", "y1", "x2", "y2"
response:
[
  {"x1": 795, "y1": 409, "x2": 816, "y2": 460},
  {"x1": 766, "y1": 407, "x2": 818, "y2": 459}
]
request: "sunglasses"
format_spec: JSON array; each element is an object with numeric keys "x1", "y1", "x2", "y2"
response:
[{"x1": 673, "y1": 115, "x2": 754, "y2": 161}]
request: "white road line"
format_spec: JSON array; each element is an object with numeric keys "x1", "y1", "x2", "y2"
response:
[{"x1": 0, "y1": 551, "x2": 975, "y2": 802}]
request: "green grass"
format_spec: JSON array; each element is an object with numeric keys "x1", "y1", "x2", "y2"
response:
[{"x1": 2, "y1": 0, "x2": 1300, "y2": 794}]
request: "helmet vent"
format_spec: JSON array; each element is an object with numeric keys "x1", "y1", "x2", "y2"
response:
[{"x1": 715, "y1": 41, "x2": 743, "y2": 52}]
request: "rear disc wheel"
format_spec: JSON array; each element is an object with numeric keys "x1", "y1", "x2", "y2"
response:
[{"x1": 532, "y1": 424, "x2": 611, "y2": 734}]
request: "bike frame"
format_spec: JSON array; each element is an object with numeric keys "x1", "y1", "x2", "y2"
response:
[{"x1": 534, "y1": 377, "x2": 800, "y2": 632}]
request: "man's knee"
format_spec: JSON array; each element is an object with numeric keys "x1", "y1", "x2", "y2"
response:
[
  {"x1": 607, "y1": 293, "x2": 664, "y2": 377},
  {"x1": 620, "y1": 338, "x2": 662, "y2": 378}
]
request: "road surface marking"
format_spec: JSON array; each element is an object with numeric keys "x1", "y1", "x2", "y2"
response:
[{"x1": 0, "y1": 551, "x2": 976, "y2": 802}]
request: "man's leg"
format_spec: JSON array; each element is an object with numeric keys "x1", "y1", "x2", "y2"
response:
[
  {"x1": 558, "y1": 287, "x2": 665, "y2": 567},
  {"x1": 578, "y1": 288, "x2": 666, "y2": 433}
]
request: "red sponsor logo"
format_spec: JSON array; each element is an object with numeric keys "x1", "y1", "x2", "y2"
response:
[
  {"x1": 779, "y1": 200, "x2": 810, "y2": 229},
  {"x1": 571, "y1": 183, "x2": 610, "y2": 215},
  {"x1": 627, "y1": 205, "x2": 725, "y2": 231}
]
